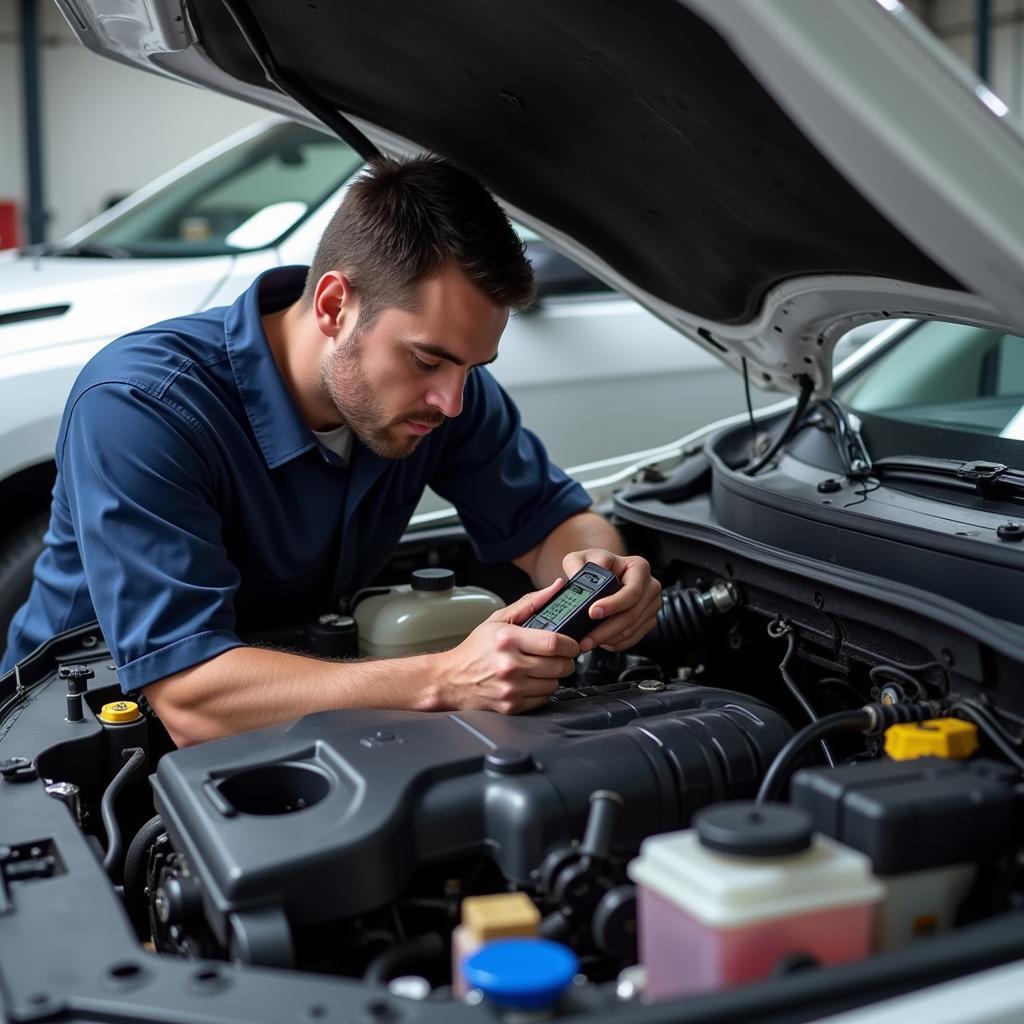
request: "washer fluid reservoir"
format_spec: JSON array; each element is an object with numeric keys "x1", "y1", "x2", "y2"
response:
[{"x1": 354, "y1": 568, "x2": 505, "y2": 657}]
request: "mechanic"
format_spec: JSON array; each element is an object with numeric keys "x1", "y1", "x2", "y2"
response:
[{"x1": 1, "y1": 157, "x2": 660, "y2": 747}]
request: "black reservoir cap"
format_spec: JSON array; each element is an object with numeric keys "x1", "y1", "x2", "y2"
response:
[
  {"x1": 791, "y1": 757, "x2": 1018, "y2": 875},
  {"x1": 694, "y1": 801, "x2": 813, "y2": 857},
  {"x1": 411, "y1": 568, "x2": 455, "y2": 592}
]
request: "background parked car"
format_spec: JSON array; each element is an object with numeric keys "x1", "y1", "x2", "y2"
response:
[{"x1": 0, "y1": 118, "x2": 765, "y2": 644}]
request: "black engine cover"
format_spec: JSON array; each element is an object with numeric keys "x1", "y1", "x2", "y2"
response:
[{"x1": 152, "y1": 682, "x2": 791, "y2": 950}]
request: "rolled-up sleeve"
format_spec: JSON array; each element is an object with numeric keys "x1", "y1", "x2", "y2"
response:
[
  {"x1": 59, "y1": 383, "x2": 244, "y2": 689},
  {"x1": 430, "y1": 369, "x2": 592, "y2": 563}
]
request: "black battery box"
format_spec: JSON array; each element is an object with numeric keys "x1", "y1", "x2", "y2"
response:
[{"x1": 790, "y1": 757, "x2": 1020, "y2": 874}]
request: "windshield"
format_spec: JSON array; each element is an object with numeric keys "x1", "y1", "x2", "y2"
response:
[
  {"x1": 79, "y1": 123, "x2": 362, "y2": 258},
  {"x1": 843, "y1": 320, "x2": 1024, "y2": 444}
]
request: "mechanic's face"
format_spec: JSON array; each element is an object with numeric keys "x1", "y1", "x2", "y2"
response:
[{"x1": 320, "y1": 265, "x2": 507, "y2": 459}]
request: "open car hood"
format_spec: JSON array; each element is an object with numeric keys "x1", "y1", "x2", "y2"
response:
[{"x1": 57, "y1": 0, "x2": 1024, "y2": 397}]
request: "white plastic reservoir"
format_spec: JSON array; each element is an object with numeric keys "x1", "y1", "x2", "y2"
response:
[
  {"x1": 354, "y1": 568, "x2": 505, "y2": 657},
  {"x1": 628, "y1": 802, "x2": 884, "y2": 1000}
]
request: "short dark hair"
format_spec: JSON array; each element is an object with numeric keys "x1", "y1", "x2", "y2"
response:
[{"x1": 300, "y1": 156, "x2": 535, "y2": 322}]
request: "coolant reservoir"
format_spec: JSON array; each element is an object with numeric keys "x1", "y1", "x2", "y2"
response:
[
  {"x1": 628, "y1": 802, "x2": 884, "y2": 1001},
  {"x1": 354, "y1": 568, "x2": 505, "y2": 657}
]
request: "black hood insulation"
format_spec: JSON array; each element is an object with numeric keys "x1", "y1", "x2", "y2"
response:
[{"x1": 191, "y1": 0, "x2": 960, "y2": 324}]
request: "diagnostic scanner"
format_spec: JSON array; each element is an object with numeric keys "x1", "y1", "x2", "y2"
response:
[{"x1": 523, "y1": 562, "x2": 622, "y2": 641}]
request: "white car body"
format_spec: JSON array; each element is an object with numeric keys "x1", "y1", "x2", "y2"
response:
[{"x1": 0, "y1": 119, "x2": 746, "y2": 531}]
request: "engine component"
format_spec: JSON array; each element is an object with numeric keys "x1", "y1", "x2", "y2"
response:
[
  {"x1": 628, "y1": 801, "x2": 883, "y2": 1001},
  {"x1": 44, "y1": 780, "x2": 82, "y2": 825},
  {"x1": 536, "y1": 789, "x2": 625, "y2": 951},
  {"x1": 791, "y1": 757, "x2": 1020, "y2": 948},
  {"x1": 60, "y1": 663, "x2": 93, "y2": 723},
  {"x1": 354, "y1": 568, "x2": 505, "y2": 656},
  {"x1": 635, "y1": 580, "x2": 740, "y2": 662},
  {"x1": 462, "y1": 937, "x2": 579, "y2": 1013},
  {"x1": 790, "y1": 757, "x2": 1018, "y2": 876},
  {"x1": 100, "y1": 747, "x2": 146, "y2": 879},
  {"x1": 756, "y1": 701, "x2": 945, "y2": 803},
  {"x1": 884, "y1": 718, "x2": 979, "y2": 761},
  {"x1": 307, "y1": 613, "x2": 359, "y2": 658},
  {"x1": 151, "y1": 683, "x2": 791, "y2": 965},
  {"x1": 452, "y1": 892, "x2": 540, "y2": 998}
]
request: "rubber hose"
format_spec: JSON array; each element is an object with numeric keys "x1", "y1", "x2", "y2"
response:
[
  {"x1": 756, "y1": 710, "x2": 871, "y2": 804},
  {"x1": 100, "y1": 748, "x2": 146, "y2": 879},
  {"x1": 123, "y1": 814, "x2": 166, "y2": 933}
]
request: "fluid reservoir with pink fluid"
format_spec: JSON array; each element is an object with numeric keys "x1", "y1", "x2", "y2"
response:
[{"x1": 627, "y1": 802, "x2": 885, "y2": 1001}]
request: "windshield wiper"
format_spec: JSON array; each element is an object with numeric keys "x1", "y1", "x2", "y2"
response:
[
  {"x1": 870, "y1": 456, "x2": 1024, "y2": 500},
  {"x1": 24, "y1": 242, "x2": 133, "y2": 259}
]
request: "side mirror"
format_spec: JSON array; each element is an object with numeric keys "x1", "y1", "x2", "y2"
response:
[{"x1": 526, "y1": 238, "x2": 612, "y2": 307}]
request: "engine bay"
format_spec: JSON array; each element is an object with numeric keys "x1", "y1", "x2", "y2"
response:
[{"x1": 3, "y1": 469, "x2": 1024, "y2": 1023}]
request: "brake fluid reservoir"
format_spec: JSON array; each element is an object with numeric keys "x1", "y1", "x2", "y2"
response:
[
  {"x1": 627, "y1": 802, "x2": 884, "y2": 1001},
  {"x1": 354, "y1": 568, "x2": 505, "y2": 657}
]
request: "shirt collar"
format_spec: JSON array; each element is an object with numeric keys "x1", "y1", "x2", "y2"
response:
[{"x1": 224, "y1": 266, "x2": 319, "y2": 470}]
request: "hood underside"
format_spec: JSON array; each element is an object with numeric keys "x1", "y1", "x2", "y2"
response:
[
  {"x1": 60, "y1": 0, "x2": 1024, "y2": 395},
  {"x1": 192, "y1": 0, "x2": 958, "y2": 329}
]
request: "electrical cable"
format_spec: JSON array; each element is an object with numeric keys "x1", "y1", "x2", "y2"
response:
[
  {"x1": 991, "y1": 705, "x2": 1024, "y2": 730},
  {"x1": 757, "y1": 709, "x2": 872, "y2": 804},
  {"x1": 950, "y1": 696, "x2": 1024, "y2": 753},
  {"x1": 951, "y1": 701, "x2": 1024, "y2": 771},
  {"x1": 842, "y1": 475, "x2": 881, "y2": 509},
  {"x1": 742, "y1": 357, "x2": 757, "y2": 456},
  {"x1": 100, "y1": 748, "x2": 146, "y2": 879},
  {"x1": 756, "y1": 699, "x2": 945, "y2": 804},
  {"x1": 771, "y1": 624, "x2": 835, "y2": 766},
  {"x1": 744, "y1": 377, "x2": 815, "y2": 476},
  {"x1": 0, "y1": 663, "x2": 35, "y2": 725},
  {"x1": 965, "y1": 700, "x2": 1024, "y2": 746},
  {"x1": 870, "y1": 658, "x2": 950, "y2": 695}
]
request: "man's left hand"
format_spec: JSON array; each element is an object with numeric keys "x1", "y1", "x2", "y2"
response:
[{"x1": 560, "y1": 549, "x2": 662, "y2": 653}]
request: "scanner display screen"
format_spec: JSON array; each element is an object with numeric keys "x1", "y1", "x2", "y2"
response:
[{"x1": 537, "y1": 583, "x2": 590, "y2": 625}]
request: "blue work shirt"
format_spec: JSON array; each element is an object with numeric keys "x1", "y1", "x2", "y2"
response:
[{"x1": 1, "y1": 267, "x2": 591, "y2": 690}]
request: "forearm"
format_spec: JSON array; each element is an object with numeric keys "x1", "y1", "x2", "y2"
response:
[
  {"x1": 146, "y1": 645, "x2": 444, "y2": 747},
  {"x1": 524, "y1": 511, "x2": 626, "y2": 586}
]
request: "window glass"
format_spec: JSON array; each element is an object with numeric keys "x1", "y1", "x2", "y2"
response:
[
  {"x1": 843, "y1": 320, "x2": 1024, "y2": 440},
  {"x1": 83, "y1": 124, "x2": 362, "y2": 257}
]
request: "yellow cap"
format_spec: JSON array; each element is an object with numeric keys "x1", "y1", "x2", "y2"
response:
[
  {"x1": 99, "y1": 700, "x2": 142, "y2": 724},
  {"x1": 884, "y1": 718, "x2": 978, "y2": 761},
  {"x1": 461, "y1": 892, "x2": 540, "y2": 941}
]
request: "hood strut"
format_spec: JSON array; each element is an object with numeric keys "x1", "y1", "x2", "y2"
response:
[{"x1": 217, "y1": 0, "x2": 382, "y2": 161}]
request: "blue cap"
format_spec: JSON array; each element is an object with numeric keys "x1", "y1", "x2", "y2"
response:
[{"x1": 463, "y1": 938, "x2": 579, "y2": 1010}]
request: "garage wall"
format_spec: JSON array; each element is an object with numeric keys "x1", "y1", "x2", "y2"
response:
[
  {"x1": 0, "y1": 2, "x2": 26, "y2": 222},
  {"x1": 0, "y1": 0, "x2": 263, "y2": 242},
  {"x1": 921, "y1": 0, "x2": 1024, "y2": 114}
]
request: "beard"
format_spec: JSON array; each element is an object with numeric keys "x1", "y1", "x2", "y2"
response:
[{"x1": 319, "y1": 340, "x2": 443, "y2": 460}]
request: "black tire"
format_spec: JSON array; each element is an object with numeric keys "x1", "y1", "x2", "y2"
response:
[{"x1": 0, "y1": 512, "x2": 48, "y2": 653}]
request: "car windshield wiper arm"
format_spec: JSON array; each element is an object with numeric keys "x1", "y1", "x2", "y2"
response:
[
  {"x1": 871, "y1": 456, "x2": 1024, "y2": 500},
  {"x1": 25, "y1": 242, "x2": 133, "y2": 259}
]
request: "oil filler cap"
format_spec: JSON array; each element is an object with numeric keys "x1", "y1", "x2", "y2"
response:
[
  {"x1": 410, "y1": 568, "x2": 455, "y2": 592},
  {"x1": 884, "y1": 718, "x2": 979, "y2": 761},
  {"x1": 463, "y1": 938, "x2": 578, "y2": 1010},
  {"x1": 99, "y1": 700, "x2": 142, "y2": 724},
  {"x1": 695, "y1": 801, "x2": 813, "y2": 857}
]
